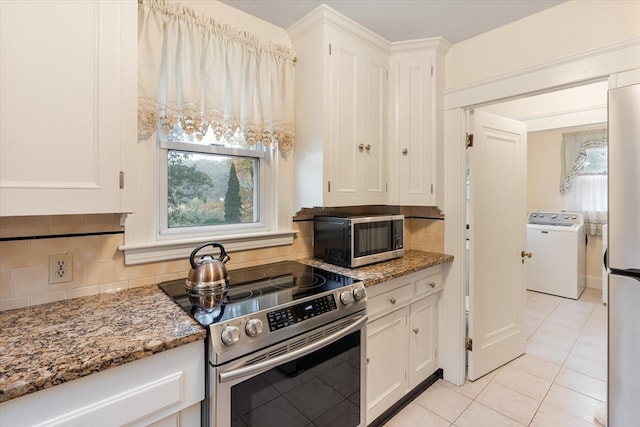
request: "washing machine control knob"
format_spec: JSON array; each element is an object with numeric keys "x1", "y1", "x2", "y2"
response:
[{"x1": 551, "y1": 214, "x2": 557, "y2": 219}]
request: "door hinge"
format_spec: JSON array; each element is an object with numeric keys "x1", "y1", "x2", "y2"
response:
[
  {"x1": 329, "y1": 43, "x2": 331, "y2": 55},
  {"x1": 386, "y1": 182, "x2": 388, "y2": 192},
  {"x1": 328, "y1": 181, "x2": 331, "y2": 192},
  {"x1": 386, "y1": 69, "x2": 389, "y2": 79},
  {"x1": 465, "y1": 337, "x2": 473, "y2": 351},
  {"x1": 430, "y1": 184, "x2": 434, "y2": 194},
  {"x1": 119, "y1": 171, "x2": 124, "y2": 189},
  {"x1": 466, "y1": 133, "x2": 474, "y2": 148},
  {"x1": 430, "y1": 65, "x2": 434, "y2": 76}
]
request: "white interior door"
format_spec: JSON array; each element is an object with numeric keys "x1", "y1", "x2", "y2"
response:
[{"x1": 467, "y1": 110, "x2": 528, "y2": 381}]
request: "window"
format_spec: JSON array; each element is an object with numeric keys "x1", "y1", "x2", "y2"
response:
[
  {"x1": 158, "y1": 123, "x2": 265, "y2": 236},
  {"x1": 122, "y1": 0, "x2": 296, "y2": 265},
  {"x1": 561, "y1": 128, "x2": 607, "y2": 235}
]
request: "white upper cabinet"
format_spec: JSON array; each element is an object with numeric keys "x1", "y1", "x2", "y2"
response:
[
  {"x1": 288, "y1": 5, "x2": 389, "y2": 211},
  {"x1": 388, "y1": 39, "x2": 450, "y2": 209},
  {"x1": 0, "y1": 0, "x2": 136, "y2": 216}
]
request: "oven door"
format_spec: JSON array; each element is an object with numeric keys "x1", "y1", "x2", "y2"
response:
[{"x1": 212, "y1": 313, "x2": 367, "y2": 427}]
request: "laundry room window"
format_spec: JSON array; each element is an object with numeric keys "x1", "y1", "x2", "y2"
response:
[{"x1": 560, "y1": 128, "x2": 608, "y2": 235}]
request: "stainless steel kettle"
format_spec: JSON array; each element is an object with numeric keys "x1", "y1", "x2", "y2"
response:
[{"x1": 185, "y1": 242, "x2": 230, "y2": 310}]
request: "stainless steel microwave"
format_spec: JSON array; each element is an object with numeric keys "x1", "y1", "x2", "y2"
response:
[{"x1": 313, "y1": 215, "x2": 404, "y2": 268}]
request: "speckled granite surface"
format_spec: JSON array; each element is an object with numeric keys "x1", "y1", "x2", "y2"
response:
[
  {"x1": 0, "y1": 250, "x2": 450, "y2": 405},
  {"x1": 0, "y1": 285, "x2": 205, "y2": 404},
  {"x1": 300, "y1": 249, "x2": 453, "y2": 287}
]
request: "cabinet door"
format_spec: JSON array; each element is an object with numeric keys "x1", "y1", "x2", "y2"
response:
[
  {"x1": 394, "y1": 50, "x2": 435, "y2": 206},
  {"x1": 328, "y1": 30, "x2": 387, "y2": 207},
  {"x1": 361, "y1": 46, "x2": 388, "y2": 205},
  {"x1": 409, "y1": 293, "x2": 439, "y2": 389},
  {"x1": 0, "y1": 0, "x2": 136, "y2": 216},
  {"x1": 328, "y1": 30, "x2": 361, "y2": 206},
  {"x1": 366, "y1": 307, "x2": 409, "y2": 424}
]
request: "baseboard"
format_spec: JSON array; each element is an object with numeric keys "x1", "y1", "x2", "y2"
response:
[
  {"x1": 586, "y1": 275, "x2": 603, "y2": 290},
  {"x1": 368, "y1": 368, "x2": 443, "y2": 427}
]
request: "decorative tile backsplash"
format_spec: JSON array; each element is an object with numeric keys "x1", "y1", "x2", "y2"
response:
[{"x1": 0, "y1": 208, "x2": 444, "y2": 311}]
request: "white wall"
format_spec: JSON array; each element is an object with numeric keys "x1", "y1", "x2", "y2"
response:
[{"x1": 446, "y1": 0, "x2": 640, "y2": 89}]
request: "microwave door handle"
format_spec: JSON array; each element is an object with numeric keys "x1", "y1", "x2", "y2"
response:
[{"x1": 218, "y1": 314, "x2": 367, "y2": 383}]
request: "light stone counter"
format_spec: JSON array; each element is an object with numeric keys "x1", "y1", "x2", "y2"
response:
[{"x1": 0, "y1": 285, "x2": 205, "y2": 404}]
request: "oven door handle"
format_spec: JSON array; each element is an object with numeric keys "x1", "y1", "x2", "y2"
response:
[{"x1": 218, "y1": 314, "x2": 367, "y2": 383}]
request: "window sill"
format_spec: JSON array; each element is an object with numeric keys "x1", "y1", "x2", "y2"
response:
[{"x1": 120, "y1": 230, "x2": 297, "y2": 265}]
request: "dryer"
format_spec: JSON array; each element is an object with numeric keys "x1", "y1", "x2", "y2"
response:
[{"x1": 526, "y1": 211, "x2": 586, "y2": 299}]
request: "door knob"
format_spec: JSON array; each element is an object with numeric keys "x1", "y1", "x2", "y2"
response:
[
  {"x1": 402, "y1": 148, "x2": 408, "y2": 155},
  {"x1": 413, "y1": 328, "x2": 419, "y2": 334},
  {"x1": 358, "y1": 143, "x2": 364, "y2": 151},
  {"x1": 365, "y1": 144, "x2": 371, "y2": 151},
  {"x1": 521, "y1": 251, "x2": 532, "y2": 258}
]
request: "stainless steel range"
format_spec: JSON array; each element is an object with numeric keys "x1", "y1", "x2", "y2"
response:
[{"x1": 160, "y1": 260, "x2": 367, "y2": 427}]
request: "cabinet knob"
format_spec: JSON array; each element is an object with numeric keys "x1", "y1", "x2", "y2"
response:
[
  {"x1": 413, "y1": 328, "x2": 419, "y2": 334},
  {"x1": 390, "y1": 297, "x2": 397, "y2": 305},
  {"x1": 402, "y1": 148, "x2": 408, "y2": 155},
  {"x1": 359, "y1": 143, "x2": 364, "y2": 151},
  {"x1": 429, "y1": 282, "x2": 436, "y2": 288},
  {"x1": 365, "y1": 144, "x2": 371, "y2": 151}
]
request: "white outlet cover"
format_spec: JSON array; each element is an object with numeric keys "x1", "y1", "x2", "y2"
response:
[{"x1": 49, "y1": 253, "x2": 73, "y2": 284}]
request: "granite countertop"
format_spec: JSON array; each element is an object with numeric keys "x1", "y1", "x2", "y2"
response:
[
  {"x1": 0, "y1": 250, "x2": 450, "y2": 405},
  {"x1": 0, "y1": 285, "x2": 205, "y2": 404},
  {"x1": 301, "y1": 249, "x2": 454, "y2": 287}
]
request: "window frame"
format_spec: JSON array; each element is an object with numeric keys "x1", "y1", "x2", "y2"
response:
[
  {"x1": 158, "y1": 140, "x2": 267, "y2": 239},
  {"x1": 120, "y1": 135, "x2": 295, "y2": 266}
]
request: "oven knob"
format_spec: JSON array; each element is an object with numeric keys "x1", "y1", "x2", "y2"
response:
[
  {"x1": 221, "y1": 325, "x2": 240, "y2": 345},
  {"x1": 353, "y1": 286, "x2": 366, "y2": 301},
  {"x1": 340, "y1": 290, "x2": 354, "y2": 305},
  {"x1": 245, "y1": 319, "x2": 264, "y2": 337}
]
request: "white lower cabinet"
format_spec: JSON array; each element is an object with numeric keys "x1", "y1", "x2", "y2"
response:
[
  {"x1": 367, "y1": 306, "x2": 410, "y2": 423},
  {"x1": 409, "y1": 293, "x2": 439, "y2": 390},
  {"x1": 0, "y1": 341, "x2": 205, "y2": 427},
  {"x1": 366, "y1": 267, "x2": 442, "y2": 425}
]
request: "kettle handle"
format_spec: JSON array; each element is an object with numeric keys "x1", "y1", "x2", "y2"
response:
[{"x1": 189, "y1": 242, "x2": 230, "y2": 269}]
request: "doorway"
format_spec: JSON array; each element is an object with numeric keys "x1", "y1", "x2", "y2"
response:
[{"x1": 465, "y1": 80, "x2": 608, "y2": 380}]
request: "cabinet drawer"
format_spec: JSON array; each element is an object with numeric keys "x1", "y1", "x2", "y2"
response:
[
  {"x1": 368, "y1": 283, "x2": 413, "y2": 320},
  {"x1": 415, "y1": 272, "x2": 443, "y2": 299}
]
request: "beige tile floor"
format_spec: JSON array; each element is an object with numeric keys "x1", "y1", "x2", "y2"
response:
[{"x1": 385, "y1": 288, "x2": 607, "y2": 427}]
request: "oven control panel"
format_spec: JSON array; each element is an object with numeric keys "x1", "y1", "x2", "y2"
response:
[{"x1": 267, "y1": 294, "x2": 337, "y2": 331}]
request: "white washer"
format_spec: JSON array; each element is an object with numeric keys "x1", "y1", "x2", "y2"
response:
[{"x1": 526, "y1": 211, "x2": 586, "y2": 299}]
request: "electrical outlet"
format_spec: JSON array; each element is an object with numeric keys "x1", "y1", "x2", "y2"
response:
[{"x1": 49, "y1": 253, "x2": 73, "y2": 284}]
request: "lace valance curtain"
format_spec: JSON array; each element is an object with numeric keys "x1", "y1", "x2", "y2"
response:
[
  {"x1": 560, "y1": 129, "x2": 608, "y2": 236},
  {"x1": 137, "y1": 0, "x2": 295, "y2": 154}
]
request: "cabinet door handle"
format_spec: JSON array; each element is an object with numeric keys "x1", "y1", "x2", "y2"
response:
[
  {"x1": 402, "y1": 148, "x2": 408, "y2": 155},
  {"x1": 390, "y1": 297, "x2": 396, "y2": 305},
  {"x1": 365, "y1": 144, "x2": 371, "y2": 151},
  {"x1": 358, "y1": 143, "x2": 364, "y2": 151},
  {"x1": 413, "y1": 328, "x2": 419, "y2": 334},
  {"x1": 429, "y1": 282, "x2": 436, "y2": 288}
]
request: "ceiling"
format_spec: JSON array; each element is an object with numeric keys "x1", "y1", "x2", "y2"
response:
[{"x1": 220, "y1": 0, "x2": 566, "y2": 44}]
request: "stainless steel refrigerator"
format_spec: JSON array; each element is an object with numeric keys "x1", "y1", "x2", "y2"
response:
[{"x1": 608, "y1": 82, "x2": 640, "y2": 426}]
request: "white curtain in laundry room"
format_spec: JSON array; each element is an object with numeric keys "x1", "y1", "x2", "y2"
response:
[{"x1": 560, "y1": 128, "x2": 608, "y2": 235}]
